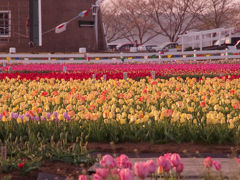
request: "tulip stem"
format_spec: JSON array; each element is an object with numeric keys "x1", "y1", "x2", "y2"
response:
[{"x1": 207, "y1": 168, "x2": 211, "y2": 179}]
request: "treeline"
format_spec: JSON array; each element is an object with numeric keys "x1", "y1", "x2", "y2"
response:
[{"x1": 101, "y1": 0, "x2": 240, "y2": 44}]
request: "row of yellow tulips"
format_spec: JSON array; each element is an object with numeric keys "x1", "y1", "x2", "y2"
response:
[{"x1": 0, "y1": 77, "x2": 239, "y2": 128}]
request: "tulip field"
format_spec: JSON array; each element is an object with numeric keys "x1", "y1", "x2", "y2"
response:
[
  {"x1": 1, "y1": 62, "x2": 240, "y2": 144},
  {"x1": 2, "y1": 62, "x2": 240, "y2": 178}
]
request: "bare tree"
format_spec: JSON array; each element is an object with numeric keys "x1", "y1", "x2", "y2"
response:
[
  {"x1": 102, "y1": 0, "x2": 158, "y2": 44},
  {"x1": 229, "y1": 2, "x2": 240, "y2": 30},
  {"x1": 196, "y1": 0, "x2": 236, "y2": 29},
  {"x1": 101, "y1": 4, "x2": 129, "y2": 43},
  {"x1": 148, "y1": 0, "x2": 204, "y2": 42},
  {"x1": 102, "y1": 0, "x2": 238, "y2": 45}
]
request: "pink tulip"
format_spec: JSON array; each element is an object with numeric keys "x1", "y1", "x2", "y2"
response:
[
  {"x1": 120, "y1": 168, "x2": 134, "y2": 180},
  {"x1": 175, "y1": 162, "x2": 184, "y2": 174},
  {"x1": 145, "y1": 160, "x2": 156, "y2": 174},
  {"x1": 170, "y1": 153, "x2": 181, "y2": 167},
  {"x1": 163, "y1": 153, "x2": 172, "y2": 160},
  {"x1": 237, "y1": 158, "x2": 240, "y2": 164},
  {"x1": 96, "y1": 168, "x2": 109, "y2": 179},
  {"x1": 134, "y1": 161, "x2": 149, "y2": 178},
  {"x1": 100, "y1": 155, "x2": 116, "y2": 169},
  {"x1": 78, "y1": 175, "x2": 88, "y2": 180},
  {"x1": 112, "y1": 168, "x2": 121, "y2": 178},
  {"x1": 203, "y1": 157, "x2": 213, "y2": 168},
  {"x1": 94, "y1": 173, "x2": 103, "y2": 180},
  {"x1": 213, "y1": 160, "x2": 221, "y2": 171},
  {"x1": 157, "y1": 156, "x2": 172, "y2": 172},
  {"x1": 116, "y1": 154, "x2": 132, "y2": 169}
]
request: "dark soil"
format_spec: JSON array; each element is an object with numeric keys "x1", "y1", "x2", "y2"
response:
[
  {"x1": 87, "y1": 142, "x2": 240, "y2": 157},
  {"x1": 0, "y1": 161, "x2": 85, "y2": 180}
]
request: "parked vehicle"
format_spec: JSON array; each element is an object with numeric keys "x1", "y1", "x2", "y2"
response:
[
  {"x1": 146, "y1": 45, "x2": 158, "y2": 52},
  {"x1": 137, "y1": 45, "x2": 147, "y2": 52},
  {"x1": 107, "y1": 44, "x2": 118, "y2": 51},
  {"x1": 179, "y1": 27, "x2": 240, "y2": 51},
  {"x1": 201, "y1": 35, "x2": 240, "y2": 50},
  {"x1": 235, "y1": 40, "x2": 240, "y2": 49},
  {"x1": 116, "y1": 43, "x2": 136, "y2": 52},
  {"x1": 137, "y1": 45, "x2": 158, "y2": 52},
  {"x1": 152, "y1": 42, "x2": 179, "y2": 52}
]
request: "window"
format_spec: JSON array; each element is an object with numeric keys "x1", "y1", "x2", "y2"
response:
[{"x1": 0, "y1": 11, "x2": 11, "y2": 37}]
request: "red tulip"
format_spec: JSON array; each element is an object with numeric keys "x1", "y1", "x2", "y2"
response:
[{"x1": 18, "y1": 163, "x2": 25, "y2": 169}]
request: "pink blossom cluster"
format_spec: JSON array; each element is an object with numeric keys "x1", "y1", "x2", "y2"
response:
[
  {"x1": 157, "y1": 153, "x2": 184, "y2": 174},
  {"x1": 203, "y1": 157, "x2": 222, "y2": 171},
  {"x1": 79, "y1": 153, "x2": 184, "y2": 180},
  {"x1": 2, "y1": 63, "x2": 240, "y2": 76},
  {"x1": 79, "y1": 155, "x2": 240, "y2": 180}
]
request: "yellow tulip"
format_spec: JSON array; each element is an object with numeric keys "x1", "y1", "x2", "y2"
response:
[
  {"x1": 229, "y1": 122, "x2": 234, "y2": 129},
  {"x1": 2, "y1": 116, "x2": 6, "y2": 122},
  {"x1": 58, "y1": 114, "x2": 64, "y2": 121},
  {"x1": 23, "y1": 116, "x2": 29, "y2": 123},
  {"x1": 122, "y1": 112, "x2": 127, "y2": 118},
  {"x1": 120, "y1": 118, "x2": 126, "y2": 124},
  {"x1": 119, "y1": 99, "x2": 124, "y2": 105},
  {"x1": 17, "y1": 117, "x2": 22, "y2": 124}
]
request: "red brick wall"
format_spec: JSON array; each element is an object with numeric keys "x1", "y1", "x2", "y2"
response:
[
  {"x1": 0, "y1": 0, "x2": 29, "y2": 52},
  {"x1": 0, "y1": 0, "x2": 106, "y2": 52}
]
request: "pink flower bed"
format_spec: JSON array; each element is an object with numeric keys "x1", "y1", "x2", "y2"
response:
[
  {"x1": 1, "y1": 63, "x2": 240, "y2": 80},
  {"x1": 2, "y1": 63, "x2": 240, "y2": 75}
]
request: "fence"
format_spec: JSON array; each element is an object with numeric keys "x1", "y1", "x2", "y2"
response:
[{"x1": 0, "y1": 49, "x2": 240, "y2": 64}]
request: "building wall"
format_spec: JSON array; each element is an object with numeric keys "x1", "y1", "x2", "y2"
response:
[
  {"x1": 0, "y1": 0, "x2": 106, "y2": 53},
  {"x1": 0, "y1": 0, "x2": 29, "y2": 52}
]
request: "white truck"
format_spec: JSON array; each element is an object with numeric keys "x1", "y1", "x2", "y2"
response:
[{"x1": 178, "y1": 28, "x2": 240, "y2": 51}]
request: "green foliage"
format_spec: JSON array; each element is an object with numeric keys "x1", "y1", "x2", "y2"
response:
[
  {"x1": 0, "y1": 121, "x2": 93, "y2": 174},
  {"x1": 0, "y1": 119, "x2": 238, "y2": 145}
]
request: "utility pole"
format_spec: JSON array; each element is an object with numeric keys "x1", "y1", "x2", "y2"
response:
[
  {"x1": 29, "y1": 0, "x2": 42, "y2": 46},
  {"x1": 92, "y1": 4, "x2": 99, "y2": 49},
  {"x1": 92, "y1": 0, "x2": 104, "y2": 49},
  {"x1": 38, "y1": 0, "x2": 42, "y2": 46}
]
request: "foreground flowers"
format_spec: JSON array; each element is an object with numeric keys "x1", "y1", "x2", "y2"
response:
[
  {"x1": 203, "y1": 157, "x2": 222, "y2": 171},
  {"x1": 78, "y1": 155, "x2": 240, "y2": 180},
  {"x1": 90, "y1": 153, "x2": 183, "y2": 180},
  {"x1": 204, "y1": 157, "x2": 223, "y2": 180}
]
